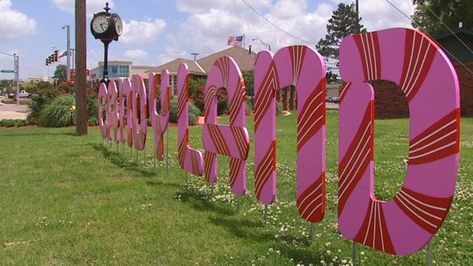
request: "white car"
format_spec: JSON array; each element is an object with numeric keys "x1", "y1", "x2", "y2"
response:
[{"x1": 19, "y1": 90, "x2": 29, "y2": 98}]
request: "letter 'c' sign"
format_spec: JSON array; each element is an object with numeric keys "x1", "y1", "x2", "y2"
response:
[{"x1": 338, "y1": 28, "x2": 460, "y2": 255}]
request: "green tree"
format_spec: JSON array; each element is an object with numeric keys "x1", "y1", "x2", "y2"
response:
[
  {"x1": 53, "y1": 64, "x2": 68, "y2": 82},
  {"x1": 242, "y1": 70, "x2": 254, "y2": 97},
  {"x1": 316, "y1": 3, "x2": 366, "y2": 81},
  {"x1": 412, "y1": 0, "x2": 473, "y2": 36}
]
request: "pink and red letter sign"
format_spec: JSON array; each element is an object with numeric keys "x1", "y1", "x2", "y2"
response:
[
  {"x1": 177, "y1": 63, "x2": 204, "y2": 176},
  {"x1": 131, "y1": 75, "x2": 148, "y2": 151},
  {"x1": 254, "y1": 45, "x2": 326, "y2": 223},
  {"x1": 338, "y1": 28, "x2": 460, "y2": 255},
  {"x1": 202, "y1": 56, "x2": 250, "y2": 196},
  {"x1": 148, "y1": 71, "x2": 170, "y2": 160}
]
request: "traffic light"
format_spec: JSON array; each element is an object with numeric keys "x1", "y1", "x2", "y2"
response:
[
  {"x1": 49, "y1": 54, "x2": 53, "y2": 64},
  {"x1": 54, "y1": 50, "x2": 59, "y2": 62}
]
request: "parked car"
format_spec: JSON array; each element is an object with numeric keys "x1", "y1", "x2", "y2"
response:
[{"x1": 19, "y1": 90, "x2": 29, "y2": 98}]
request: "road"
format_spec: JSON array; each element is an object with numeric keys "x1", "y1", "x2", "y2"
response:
[{"x1": 0, "y1": 97, "x2": 28, "y2": 120}]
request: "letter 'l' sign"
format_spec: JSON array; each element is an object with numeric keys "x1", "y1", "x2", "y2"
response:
[
  {"x1": 254, "y1": 45, "x2": 326, "y2": 223},
  {"x1": 202, "y1": 56, "x2": 250, "y2": 196},
  {"x1": 338, "y1": 28, "x2": 460, "y2": 255},
  {"x1": 177, "y1": 63, "x2": 204, "y2": 176}
]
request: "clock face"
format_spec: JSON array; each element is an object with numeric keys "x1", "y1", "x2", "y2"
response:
[
  {"x1": 92, "y1": 15, "x2": 109, "y2": 34},
  {"x1": 114, "y1": 16, "x2": 123, "y2": 36}
]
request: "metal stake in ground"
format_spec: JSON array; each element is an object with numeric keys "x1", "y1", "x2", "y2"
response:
[
  {"x1": 426, "y1": 238, "x2": 434, "y2": 266},
  {"x1": 352, "y1": 242, "x2": 359, "y2": 266},
  {"x1": 309, "y1": 223, "x2": 315, "y2": 242},
  {"x1": 166, "y1": 128, "x2": 169, "y2": 178},
  {"x1": 263, "y1": 204, "x2": 268, "y2": 222}
]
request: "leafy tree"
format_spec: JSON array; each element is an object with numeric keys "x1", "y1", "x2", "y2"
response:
[
  {"x1": 53, "y1": 64, "x2": 68, "y2": 82},
  {"x1": 412, "y1": 0, "x2": 473, "y2": 36},
  {"x1": 242, "y1": 70, "x2": 254, "y2": 97},
  {"x1": 316, "y1": 3, "x2": 366, "y2": 81}
]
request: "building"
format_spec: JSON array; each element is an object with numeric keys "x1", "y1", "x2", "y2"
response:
[
  {"x1": 152, "y1": 46, "x2": 257, "y2": 95},
  {"x1": 89, "y1": 61, "x2": 156, "y2": 87},
  {"x1": 435, "y1": 28, "x2": 473, "y2": 62}
]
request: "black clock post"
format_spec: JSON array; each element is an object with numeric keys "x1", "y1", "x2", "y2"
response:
[{"x1": 90, "y1": 2, "x2": 123, "y2": 85}]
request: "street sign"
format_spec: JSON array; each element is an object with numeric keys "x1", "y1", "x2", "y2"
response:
[{"x1": 0, "y1": 70, "x2": 15, "y2": 73}]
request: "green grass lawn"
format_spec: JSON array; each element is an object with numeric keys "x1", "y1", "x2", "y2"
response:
[{"x1": 0, "y1": 110, "x2": 472, "y2": 265}]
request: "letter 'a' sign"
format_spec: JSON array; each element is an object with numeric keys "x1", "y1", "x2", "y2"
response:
[{"x1": 338, "y1": 28, "x2": 460, "y2": 255}]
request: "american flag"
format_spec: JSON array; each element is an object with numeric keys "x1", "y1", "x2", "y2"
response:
[{"x1": 227, "y1": 35, "x2": 244, "y2": 47}]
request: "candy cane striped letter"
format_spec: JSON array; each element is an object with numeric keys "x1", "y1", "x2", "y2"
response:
[
  {"x1": 202, "y1": 56, "x2": 250, "y2": 196},
  {"x1": 131, "y1": 75, "x2": 148, "y2": 151},
  {"x1": 149, "y1": 71, "x2": 170, "y2": 161},
  {"x1": 106, "y1": 80, "x2": 119, "y2": 143},
  {"x1": 338, "y1": 28, "x2": 460, "y2": 255},
  {"x1": 177, "y1": 63, "x2": 204, "y2": 176},
  {"x1": 98, "y1": 82, "x2": 109, "y2": 140},
  {"x1": 254, "y1": 45, "x2": 326, "y2": 223}
]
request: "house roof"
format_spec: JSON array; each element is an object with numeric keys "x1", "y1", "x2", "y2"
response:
[
  {"x1": 153, "y1": 58, "x2": 206, "y2": 76},
  {"x1": 152, "y1": 46, "x2": 257, "y2": 76},
  {"x1": 197, "y1": 46, "x2": 257, "y2": 73},
  {"x1": 434, "y1": 28, "x2": 473, "y2": 41}
]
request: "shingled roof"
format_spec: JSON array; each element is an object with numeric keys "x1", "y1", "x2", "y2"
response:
[
  {"x1": 153, "y1": 58, "x2": 206, "y2": 76},
  {"x1": 152, "y1": 46, "x2": 257, "y2": 76},
  {"x1": 197, "y1": 46, "x2": 257, "y2": 73}
]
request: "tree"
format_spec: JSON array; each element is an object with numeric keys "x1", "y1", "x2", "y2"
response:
[
  {"x1": 242, "y1": 70, "x2": 254, "y2": 97},
  {"x1": 316, "y1": 3, "x2": 366, "y2": 81},
  {"x1": 54, "y1": 64, "x2": 68, "y2": 82},
  {"x1": 412, "y1": 0, "x2": 473, "y2": 36}
]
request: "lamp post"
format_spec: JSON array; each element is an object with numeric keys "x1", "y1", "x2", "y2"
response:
[
  {"x1": 90, "y1": 2, "x2": 123, "y2": 85},
  {"x1": 0, "y1": 52, "x2": 19, "y2": 105},
  {"x1": 251, "y1": 37, "x2": 271, "y2": 51}
]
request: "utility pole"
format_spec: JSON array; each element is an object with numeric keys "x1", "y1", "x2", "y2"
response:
[
  {"x1": 75, "y1": 0, "x2": 88, "y2": 135},
  {"x1": 14, "y1": 53, "x2": 19, "y2": 106},
  {"x1": 63, "y1": 25, "x2": 71, "y2": 81},
  {"x1": 356, "y1": 0, "x2": 359, "y2": 21}
]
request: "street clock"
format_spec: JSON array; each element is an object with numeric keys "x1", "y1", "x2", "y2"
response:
[
  {"x1": 90, "y1": 2, "x2": 122, "y2": 42},
  {"x1": 90, "y1": 2, "x2": 122, "y2": 84}
]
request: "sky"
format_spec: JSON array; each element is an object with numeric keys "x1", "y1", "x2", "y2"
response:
[{"x1": 0, "y1": 0, "x2": 415, "y2": 79}]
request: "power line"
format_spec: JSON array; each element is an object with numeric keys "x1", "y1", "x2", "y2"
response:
[
  {"x1": 239, "y1": 0, "x2": 314, "y2": 45},
  {"x1": 385, "y1": 0, "x2": 473, "y2": 75},
  {"x1": 422, "y1": 4, "x2": 473, "y2": 56}
]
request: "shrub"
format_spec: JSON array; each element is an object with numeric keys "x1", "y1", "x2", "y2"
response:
[
  {"x1": 246, "y1": 97, "x2": 254, "y2": 115},
  {"x1": 216, "y1": 88, "x2": 228, "y2": 116},
  {"x1": 276, "y1": 102, "x2": 283, "y2": 116},
  {"x1": 87, "y1": 94, "x2": 98, "y2": 120},
  {"x1": 88, "y1": 117, "x2": 98, "y2": 126},
  {"x1": 38, "y1": 95, "x2": 76, "y2": 127},
  {"x1": 0, "y1": 119, "x2": 28, "y2": 127},
  {"x1": 169, "y1": 97, "x2": 200, "y2": 126}
]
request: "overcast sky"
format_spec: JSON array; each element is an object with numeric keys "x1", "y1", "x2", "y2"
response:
[{"x1": 0, "y1": 0, "x2": 415, "y2": 79}]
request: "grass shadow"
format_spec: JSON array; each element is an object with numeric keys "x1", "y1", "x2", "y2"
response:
[
  {"x1": 177, "y1": 189, "x2": 235, "y2": 216},
  {"x1": 91, "y1": 143, "x2": 156, "y2": 178},
  {"x1": 208, "y1": 216, "x2": 273, "y2": 242}
]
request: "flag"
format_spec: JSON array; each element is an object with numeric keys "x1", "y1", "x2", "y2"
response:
[{"x1": 227, "y1": 35, "x2": 244, "y2": 47}]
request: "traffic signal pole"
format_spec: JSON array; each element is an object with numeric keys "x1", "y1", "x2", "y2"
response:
[
  {"x1": 63, "y1": 25, "x2": 71, "y2": 81},
  {"x1": 14, "y1": 53, "x2": 19, "y2": 106}
]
